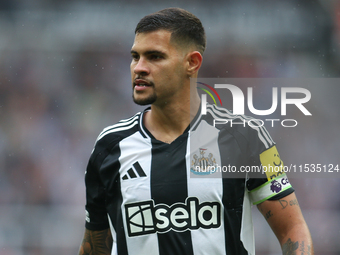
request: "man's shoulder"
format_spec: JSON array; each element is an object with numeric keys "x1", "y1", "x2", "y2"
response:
[
  {"x1": 92, "y1": 111, "x2": 142, "y2": 152},
  {"x1": 204, "y1": 104, "x2": 258, "y2": 132},
  {"x1": 87, "y1": 111, "x2": 143, "y2": 168},
  {"x1": 206, "y1": 104, "x2": 255, "y2": 123},
  {"x1": 204, "y1": 104, "x2": 275, "y2": 149},
  {"x1": 98, "y1": 112, "x2": 141, "y2": 141}
]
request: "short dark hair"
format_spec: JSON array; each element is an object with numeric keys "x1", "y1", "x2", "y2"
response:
[{"x1": 135, "y1": 8, "x2": 206, "y2": 54}]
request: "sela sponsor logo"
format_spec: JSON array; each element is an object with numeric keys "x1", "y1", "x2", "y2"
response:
[
  {"x1": 270, "y1": 176, "x2": 290, "y2": 193},
  {"x1": 125, "y1": 197, "x2": 221, "y2": 237}
]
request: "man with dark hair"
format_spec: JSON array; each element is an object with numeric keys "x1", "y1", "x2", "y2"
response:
[
  {"x1": 78, "y1": 7, "x2": 313, "y2": 255},
  {"x1": 135, "y1": 8, "x2": 206, "y2": 54}
]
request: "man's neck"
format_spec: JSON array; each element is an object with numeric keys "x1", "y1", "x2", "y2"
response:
[{"x1": 143, "y1": 93, "x2": 200, "y2": 144}]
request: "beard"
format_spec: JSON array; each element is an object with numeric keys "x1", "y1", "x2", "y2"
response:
[{"x1": 132, "y1": 91, "x2": 157, "y2": 106}]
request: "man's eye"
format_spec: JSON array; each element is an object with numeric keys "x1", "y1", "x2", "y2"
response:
[
  {"x1": 131, "y1": 55, "x2": 139, "y2": 60},
  {"x1": 150, "y1": 55, "x2": 162, "y2": 60}
]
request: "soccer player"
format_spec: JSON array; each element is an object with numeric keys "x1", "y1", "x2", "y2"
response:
[{"x1": 78, "y1": 8, "x2": 313, "y2": 255}]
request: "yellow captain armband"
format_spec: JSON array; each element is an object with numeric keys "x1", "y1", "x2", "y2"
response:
[{"x1": 259, "y1": 145, "x2": 285, "y2": 181}]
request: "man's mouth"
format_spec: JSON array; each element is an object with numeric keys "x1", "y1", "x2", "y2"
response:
[{"x1": 134, "y1": 79, "x2": 151, "y2": 88}]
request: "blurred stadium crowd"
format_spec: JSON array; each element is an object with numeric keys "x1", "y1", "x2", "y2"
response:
[{"x1": 0, "y1": 0, "x2": 340, "y2": 254}]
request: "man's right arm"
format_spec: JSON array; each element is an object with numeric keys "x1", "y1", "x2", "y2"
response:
[{"x1": 78, "y1": 228, "x2": 113, "y2": 255}]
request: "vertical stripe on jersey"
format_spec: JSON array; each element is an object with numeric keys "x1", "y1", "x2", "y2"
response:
[
  {"x1": 218, "y1": 131, "x2": 249, "y2": 255},
  {"x1": 188, "y1": 121, "x2": 226, "y2": 255},
  {"x1": 101, "y1": 142, "x2": 129, "y2": 255},
  {"x1": 191, "y1": 116, "x2": 249, "y2": 254},
  {"x1": 118, "y1": 132, "x2": 159, "y2": 255},
  {"x1": 150, "y1": 137, "x2": 194, "y2": 255}
]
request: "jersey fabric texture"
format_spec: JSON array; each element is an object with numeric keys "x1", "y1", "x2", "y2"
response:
[{"x1": 84, "y1": 104, "x2": 294, "y2": 255}]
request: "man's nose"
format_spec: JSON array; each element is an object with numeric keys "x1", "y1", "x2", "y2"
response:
[{"x1": 133, "y1": 58, "x2": 150, "y2": 75}]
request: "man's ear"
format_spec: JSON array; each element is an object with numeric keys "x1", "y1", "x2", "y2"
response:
[{"x1": 186, "y1": 51, "x2": 203, "y2": 77}]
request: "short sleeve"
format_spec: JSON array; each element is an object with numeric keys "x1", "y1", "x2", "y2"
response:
[
  {"x1": 84, "y1": 157, "x2": 110, "y2": 230},
  {"x1": 246, "y1": 145, "x2": 294, "y2": 205}
]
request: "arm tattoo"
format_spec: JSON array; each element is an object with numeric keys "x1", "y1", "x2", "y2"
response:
[
  {"x1": 257, "y1": 204, "x2": 273, "y2": 221},
  {"x1": 279, "y1": 199, "x2": 299, "y2": 210},
  {"x1": 79, "y1": 228, "x2": 113, "y2": 255},
  {"x1": 264, "y1": 210, "x2": 273, "y2": 220},
  {"x1": 282, "y1": 238, "x2": 312, "y2": 255},
  {"x1": 282, "y1": 238, "x2": 299, "y2": 255}
]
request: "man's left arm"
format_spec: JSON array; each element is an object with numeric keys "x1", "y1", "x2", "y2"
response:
[{"x1": 257, "y1": 192, "x2": 314, "y2": 255}]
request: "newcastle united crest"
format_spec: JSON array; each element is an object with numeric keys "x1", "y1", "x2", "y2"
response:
[{"x1": 191, "y1": 148, "x2": 218, "y2": 175}]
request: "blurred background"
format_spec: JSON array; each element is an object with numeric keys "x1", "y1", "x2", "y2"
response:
[{"x1": 0, "y1": 0, "x2": 339, "y2": 254}]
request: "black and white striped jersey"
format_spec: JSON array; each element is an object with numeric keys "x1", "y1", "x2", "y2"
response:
[{"x1": 84, "y1": 104, "x2": 294, "y2": 255}]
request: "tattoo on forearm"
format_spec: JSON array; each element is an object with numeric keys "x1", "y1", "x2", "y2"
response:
[
  {"x1": 300, "y1": 241, "x2": 312, "y2": 255},
  {"x1": 279, "y1": 199, "x2": 299, "y2": 209},
  {"x1": 257, "y1": 204, "x2": 273, "y2": 221},
  {"x1": 264, "y1": 210, "x2": 273, "y2": 220},
  {"x1": 79, "y1": 229, "x2": 113, "y2": 255},
  {"x1": 308, "y1": 245, "x2": 312, "y2": 255},
  {"x1": 282, "y1": 238, "x2": 299, "y2": 255},
  {"x1": 282, "y1": 238, "x2": 312, "y2": 255},
  {"x1": 300, "y1": 241, "x2": 306, "y2": 254}
]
